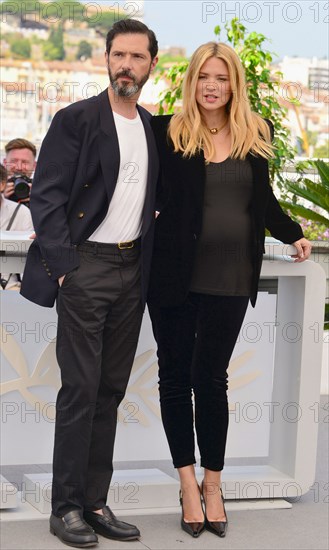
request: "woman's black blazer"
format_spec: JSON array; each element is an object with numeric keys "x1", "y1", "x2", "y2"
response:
[{"x1": 148, "y1": 115, "x2": 303, "y2": 308}]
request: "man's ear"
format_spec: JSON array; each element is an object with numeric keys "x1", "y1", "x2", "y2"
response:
[{"x1": 150, "y1": 56, "x2": 158, "y2": 73}]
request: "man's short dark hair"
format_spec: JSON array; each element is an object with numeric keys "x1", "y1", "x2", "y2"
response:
[
  {"x1": 0, "y1": 163, "x2": 7, "y2": 183},
  {"x1": 5, "y1": 138, "x2": 37, "y2": 158},
  {"x1": 106, "y1": 19, "x2": 158, "y2": 60}
]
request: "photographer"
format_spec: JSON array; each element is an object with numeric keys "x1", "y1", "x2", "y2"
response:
[
  {"x1": 3, "y1": 138, "x2": 37, "y2": 207},
  {"x1": 0, "y1": 164, "x2": 34, "y2": 289}
]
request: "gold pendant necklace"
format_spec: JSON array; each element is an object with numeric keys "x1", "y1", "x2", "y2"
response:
[{"x1": 209, "y1": 120, "x2": 228, "y2": 135}]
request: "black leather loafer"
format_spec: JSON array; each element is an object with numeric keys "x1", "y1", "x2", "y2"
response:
[
  {"x1": 84, "y1": 506, "x2": 140, "y2": 541},
  {"x1": 50, "y1": 510, "x2": 98, "y2": 548}
]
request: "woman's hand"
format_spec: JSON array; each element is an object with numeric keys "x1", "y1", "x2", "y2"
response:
[{"x1": 291, "y1": 238, "x2": 312, "y2": 262}]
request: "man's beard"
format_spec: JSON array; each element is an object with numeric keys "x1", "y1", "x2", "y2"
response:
[{"x1": 108, "y1": 66, "x2": 151, "y2": 97}]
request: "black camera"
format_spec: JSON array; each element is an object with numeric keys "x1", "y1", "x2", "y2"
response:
[{"x1": 8, "y1": 174, "x2": 32, "y2": 200}]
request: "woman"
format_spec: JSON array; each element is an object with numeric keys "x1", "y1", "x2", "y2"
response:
[{"x1": 148, "y1": 42, "x2": 311, "y2": 538}]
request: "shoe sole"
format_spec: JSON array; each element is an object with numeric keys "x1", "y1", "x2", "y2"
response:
[
  {"x1": 88, "y1": 524, "x2": 140, "y2": 541},
  {"x1": 50, "y1": 526, "x2": 98, "y2": 547}
]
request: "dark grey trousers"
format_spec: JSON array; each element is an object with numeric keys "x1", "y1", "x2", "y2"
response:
[{"x1": 52, "y1": 240, "x2": 143, "y2": 517}]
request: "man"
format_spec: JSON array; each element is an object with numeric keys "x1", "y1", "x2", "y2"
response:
[
  {"x1": 21, "y1": 19, "x2": 158, "y2": 548},
  {"x1": 0, "y1": 163, "x2": 34, "y2": 290},
  {"x1": 3, "y1": 138, "x2": 36, "y2": 205}
]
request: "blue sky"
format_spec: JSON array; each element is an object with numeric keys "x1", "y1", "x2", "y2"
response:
[{"x1": 84, "y1": 1, "x2": 328, "y2": 60}]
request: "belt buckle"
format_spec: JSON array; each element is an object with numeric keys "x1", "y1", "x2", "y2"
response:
[{"x1": 118, "y1": 241, "x2": 134, "y2": 250}]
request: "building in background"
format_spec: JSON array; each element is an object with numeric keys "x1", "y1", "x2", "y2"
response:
[
  {"x1": 277, "y1": 55, "x2": 329, "y2": 89},
  {"x1": 0, "y1": 58, "x2": 109, "y2": 153},
  {"x1": 273, "y1": 56, "x2": 329, "y2": 155},
  {"x1": 0, "y1": 0, "x2": 327, "y2": 160}
]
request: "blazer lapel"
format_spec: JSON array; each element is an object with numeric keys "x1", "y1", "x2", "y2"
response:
[{"x1": 98, "y1": 89, "x2": 120, "y2": 202}]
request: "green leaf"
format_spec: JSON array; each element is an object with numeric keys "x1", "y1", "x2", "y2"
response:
[
  {"x1": 312, "y1": 160, "x2": 329, "y2": 188},
  {"x1": 280, "y1": 202, "x2": 329, "y2": 225},
  {"x1": 284, "y1": 180, "x2": 329, "y2": 210}
]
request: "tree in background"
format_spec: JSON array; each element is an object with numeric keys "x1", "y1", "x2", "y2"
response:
[
  {"x1": 0, "y1": 0, "x2": 120, "y2": 59},
  {"x1": 43, "y1": 25, "x2": 65, "y2": 61},
  {"x1": 9, "y1": 36, "x2": 31, "y2": 59},
  {"x1": 1, "y1": 0, "x2": 40, "y2": 19},
  {"x1": 87, "y1": 11, "x2": 118, "y2": 35},
  {"x1": 50, "y1": 0, "x2": 85, "y2": 24},
  {"x1": 76, "y1": 40, "x2": 92, "y2": 61},
  {"x1": 0, "y1": 0, "x2": 84, "y2": 25}
]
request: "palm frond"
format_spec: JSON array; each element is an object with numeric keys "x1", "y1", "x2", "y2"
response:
[
  {"x1": 312, "y1": 159, "x2": 329, "y2": 189},
  {"x1": 284, "y1": 180, "x2": 329, "y2": 211},
  {"x1": 280, "y1": 201, "x2": 329, "y2": 225}
]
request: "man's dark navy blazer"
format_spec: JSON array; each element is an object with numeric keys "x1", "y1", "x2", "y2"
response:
[{"x1": 20, "y1": 89, "x2": 159, "y2": 308}]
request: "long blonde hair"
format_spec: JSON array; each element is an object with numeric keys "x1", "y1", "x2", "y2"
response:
[{"x1": 168, "y1": 42, "x2": 274, "y2": 161}]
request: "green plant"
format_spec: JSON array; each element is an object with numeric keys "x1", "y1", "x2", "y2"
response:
[
  {"x1": 6, "y1": 34, "x2": 31, "y2": 59},
  {"x1": 155, "y1": 18, "x2": 295, "y2": 191},
  {"x1": 279, "y1": 159, "x2": 329, "y2": 228},
  {"x1": 314, "y1": 141, "x2": 329, "y2": 159},
  {"x1": 43, "y1": 25, "x2": 65, "y2": 61},
  {"x1": 155, "y1": 60, "x2": 189, "y2": 113},
  {"x1": 297, "y1": 220, "x2": 328, "y2": 241},
  {"x1": 76, "y1": 40, "x2": 92, "y2": 60},
  {"x1": 156, "y1": 54, "x2": 188, "y2": 72},
  {"x1": 11, "y1": 37, "x2": 31, "y2": 59}
]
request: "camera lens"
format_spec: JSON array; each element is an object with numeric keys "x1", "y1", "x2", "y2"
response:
[{"x1": 14, "y1": 177, "x2": 30, "y2": 200}]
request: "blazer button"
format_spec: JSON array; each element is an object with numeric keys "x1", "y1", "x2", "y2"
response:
[
  {"x1": 48, "y1": 273, "x2": 52, "y2": 277},
  {"x1": 77, "y1": 212, "x2": 85, "y2": 219},
  {"x1": 83, "y1": 183, "x2": 89, "y2": 188}
]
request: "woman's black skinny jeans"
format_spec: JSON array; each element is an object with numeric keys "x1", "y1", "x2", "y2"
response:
[{"x1": 149, "y1": 293, "x2": 249, "y2": 471}]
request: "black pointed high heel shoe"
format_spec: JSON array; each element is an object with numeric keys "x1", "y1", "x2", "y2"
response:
[
  {"x1": 201, "y1": 482, "x2": 228, "y2": 538},
  {"x1": 179, "y1": 489, "x2": 205, "y2": 538}
]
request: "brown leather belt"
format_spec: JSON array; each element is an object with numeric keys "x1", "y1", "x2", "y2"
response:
[{"x1": 82, "y1": 238, "x2": 141, "y2": 252}]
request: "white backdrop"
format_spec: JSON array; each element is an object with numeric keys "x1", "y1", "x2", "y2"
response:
[
  {"x1": 1, "y1": 291, "x2": 276, "y2": 465},
  {"x1": 1, "y1": 235, "x2": 326, "y2": 499}
]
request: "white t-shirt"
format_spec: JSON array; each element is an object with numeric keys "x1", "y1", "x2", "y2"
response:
[
  {"x1": 89, "y1": 110, "x2": 148, "y2": 243},
  {"x1": 0, "y1": 197, "x2": 33, "y2": 231},
  {"x1": 0, "y1": 197, "x2": 34, "y2": 288}
]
